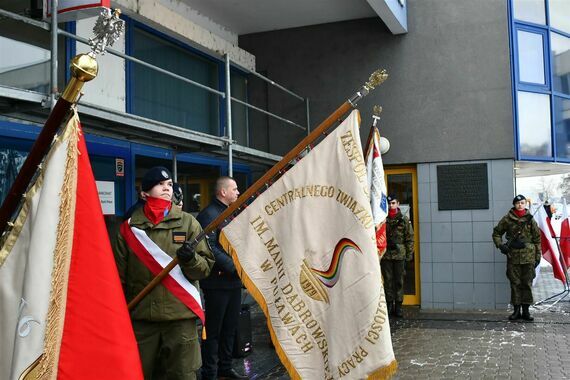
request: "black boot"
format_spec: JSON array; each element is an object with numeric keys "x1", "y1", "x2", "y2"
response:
[
  {"x1": 395, "y1": 302, "x2": 403, "y2": 318},
  {"x1": 509, "y1": 305, "x2": 522, "y2": 321},
  {"x1": 521, "y1": 304, "x2": 534, "y2": 322}
]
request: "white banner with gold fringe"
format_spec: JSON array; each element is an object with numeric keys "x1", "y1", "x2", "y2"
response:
[{"x1": 220, "y1": 110, "x2": 396, "y2": 380}]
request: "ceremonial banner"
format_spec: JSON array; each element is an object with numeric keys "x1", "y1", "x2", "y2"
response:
[
  {"x1": 560, "y1": 199, "x2": 570, "y2": 268},
  {"x1": 220, "y1": 110, "x2": 397, "y2": 380},
  {"x1": 532, "y1": 204, "x2": 566, "y2": 283},
  {"x1": 365, "y1": 126, "x2": 388, "y2": 257},
  {"x1": 0, "y1": 111, "x2": 143, "y2": 379}
]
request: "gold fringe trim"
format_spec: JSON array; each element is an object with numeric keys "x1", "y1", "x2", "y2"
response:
[
  {"x1": 37, "y1": 111, "x2": 81, "y2": 379},
  {"x1": 0, "y1": 120, "x2": 76, "y2": 265},
  {"x1": 367, "y1": 359, "x2": 398, "y2": 380},
  {"x1": 219, "y1": 230, "x2": 302, "y2": 380}
]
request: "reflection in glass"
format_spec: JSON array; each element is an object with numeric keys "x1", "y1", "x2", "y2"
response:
[
  {"x1": 517, "y1": 91, "x2": 552, "y2": 157},
  {"x1": 0, "y1": 37, "x2": 50, "y2": 93},
  {"x1": 517, "y1": 30, "x2": 545, "y2": 84},
  {"x1": 549, "y1": 0, "x2": 570, "y2": 34},
  {"x1": 513, "y1": 0, "x2": 545, "y2": 25},
  {"x1": 0, "y1": 148, "x2": 27, "y2": 204},
  {"x1": 551, "y1": 33, "x2": 570, "y2": 96},
  {"x1": 554, "y1": 97, "x2": 570, "y2": 159}
]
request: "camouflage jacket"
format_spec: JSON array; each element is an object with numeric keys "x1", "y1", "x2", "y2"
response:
[
  {"x1": 492, "y1": 208, "x2": 541, "y2": 265},
  {"x1": 383, "y1": 210, "x2": 414, "y2": 261},
  {"x1": 114, "y1": 206, "x2": 214, "y2": 321}
]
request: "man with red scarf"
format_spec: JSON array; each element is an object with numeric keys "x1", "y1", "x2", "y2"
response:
[
  {"x1": 492, "y1": 194, "x2": 541, "y2": 322},
  {"x1": 381, "y1": 194, "x2": 414, "y2": 318},
  {"x1": 114, "y1": 166, "x2": 214, "y2": 379}
]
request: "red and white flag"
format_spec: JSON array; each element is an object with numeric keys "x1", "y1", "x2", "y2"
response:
[
  {"x1": 532, "y1": 204, "x2": 566, "y2": 284},
  {"x1": 365, "y1": 126, "x2": 388, "y2": 257},
  {"x1": 0, "y1": 111, "x2": 143, "y2": 379},
  {"x1": 560, "y1": 199, "x2": 570, "y2": 268}
]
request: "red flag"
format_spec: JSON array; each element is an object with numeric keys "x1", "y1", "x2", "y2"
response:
[
  {"x1": 0, "y1": 112, "x2": 143, "y2": 379},
  {"x1": 534, "y1": 204, "x2": 566, "y2": 283},
  {"x1": 560, "y1": 200, "x2": 570, "y2": 268}
]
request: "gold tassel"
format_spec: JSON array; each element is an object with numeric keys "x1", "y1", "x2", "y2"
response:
[{"x1": 37, "y1": 112, "x2": 81, "y2": 379}]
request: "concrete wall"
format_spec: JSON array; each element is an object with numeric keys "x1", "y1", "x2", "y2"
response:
[
  {"x1": 418, "y1": 159, "x2": 515, "y2": 310},
  {"x1": 239, "y1": 0, "x2": 515, "y2": 163}
]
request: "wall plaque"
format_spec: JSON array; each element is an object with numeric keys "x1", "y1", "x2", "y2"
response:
[{"x1": 437, "y1": 163, "x2": 489, "y2": 210}]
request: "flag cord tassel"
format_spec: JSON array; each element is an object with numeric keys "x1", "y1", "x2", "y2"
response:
[{"x1": 128, "y1": 69, "x2": 389, "y2": 310}]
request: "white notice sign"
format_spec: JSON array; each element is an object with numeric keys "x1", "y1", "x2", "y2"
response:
[{"x1": 96, "y1": 180, "x2": 115, "y2": 215}]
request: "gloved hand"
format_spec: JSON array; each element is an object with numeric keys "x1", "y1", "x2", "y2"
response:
[
  {"x1": 176, "y1": 242, "x2": 196, "y2": 263},
  {"x1": 535, "y1": 256, "x2": 541, "y2": 268},
  {"x1": 499, "y1": 244, "x2": 509, "y2": 255}
]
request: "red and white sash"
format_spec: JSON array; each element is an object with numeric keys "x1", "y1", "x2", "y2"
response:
[{"x1": 120, "y1": 221, "x2": 205, "y2": 323}]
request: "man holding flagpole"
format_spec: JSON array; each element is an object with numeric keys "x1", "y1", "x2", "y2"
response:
[{"x1": 114, "y1": 166, "x2": 214, "y2": 379}]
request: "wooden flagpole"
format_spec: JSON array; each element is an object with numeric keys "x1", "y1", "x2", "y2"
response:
[
  {"x1": 0, "y1": 54, "x2": 98, "y2": 238},
  {"x1": 128, "y1": 69, "x2": 389, "y2": 310},
  {"x1": 0, "y1": 8, "x2": 124, "y2": 239}
]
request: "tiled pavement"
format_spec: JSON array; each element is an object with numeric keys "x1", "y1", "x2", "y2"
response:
[{"x1": 231, "y1": 268, "x2": 570, "y2": 379}]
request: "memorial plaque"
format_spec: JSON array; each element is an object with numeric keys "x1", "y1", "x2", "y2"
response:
[{"x1": 437, "y1": 164, "x2": 489, "y2": 210}]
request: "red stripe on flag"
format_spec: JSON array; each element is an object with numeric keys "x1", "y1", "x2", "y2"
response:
[
  {"x1": 539, "y1": 228, "x2": 566, "y2": 283},
  {"x1": 561, "y1": 218, "x2": 570, "y2": 268},
  {"x1": 120, "y1": 222, "x2": 205, "y2": 323},
  {"x1": 57, "y1": 124, "x2": 143, "y2": 379}
]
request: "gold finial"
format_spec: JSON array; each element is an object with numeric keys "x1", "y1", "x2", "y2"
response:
[
  {"x1": 61, "y1": 54, "x2": 98, "y2": 102},
  {"x1": 364, "y1": 69, "x2": 389, "y2": 91},
  {"x1": 373, "y1": 105, "x2": 383, "y2": 116}
]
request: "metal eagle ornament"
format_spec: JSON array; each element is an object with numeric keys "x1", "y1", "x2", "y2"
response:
[{"x1": 89, "y1": 8, "x2": 125, "y2": 55}]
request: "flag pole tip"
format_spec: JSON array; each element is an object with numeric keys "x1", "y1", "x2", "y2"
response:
[{"x1": 61, "y1": 54, "x2": 98, "y2": 103}]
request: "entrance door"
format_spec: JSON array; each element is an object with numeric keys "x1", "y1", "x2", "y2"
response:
[{"x1": 385, "y1": 166, "x2": 420, "y2": 305}]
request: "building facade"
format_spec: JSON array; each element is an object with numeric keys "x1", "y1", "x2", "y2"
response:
[{"x1": 1, "y1": 0, "x2": 568, "y2": 310}]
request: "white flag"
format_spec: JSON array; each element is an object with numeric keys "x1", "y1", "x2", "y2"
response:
[{"x1": 220, "y1": 110, "x2": 397, "y2": 380}]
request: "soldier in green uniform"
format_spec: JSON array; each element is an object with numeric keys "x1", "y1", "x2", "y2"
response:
[
  {"x1": 381, "y1": 194, "x2": 414, "y2": 318},
  {"x1": 492, "y1": 194, "x2": 541, "y2": 322},
  {"x1": 114, "y1": 166, "x2": 215, "y2": 379}
]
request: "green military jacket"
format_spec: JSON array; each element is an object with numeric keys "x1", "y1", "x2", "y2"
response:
[
  {"x1": 383, "y1": 210, "x2": 414, "y2": 261},
  {"x1": 492, "y1": 208, "x2": 541, "y2": 265},
  {"x1": 114, "y1": 206, "x2": 214, "y2": 321}
]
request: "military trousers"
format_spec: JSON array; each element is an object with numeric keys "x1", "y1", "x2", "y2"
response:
[
  {"x1": 381, "y1": 259, "x2": 406, "y2": 303},
  {"x1": 506, "y1": 263, "x2": 535, "y2": 305},
  {"x1": 133, "y1": 319, "x2": 201, "y2": 380}
]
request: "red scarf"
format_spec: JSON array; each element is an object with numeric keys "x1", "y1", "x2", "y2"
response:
[
  {"x1": 143, "y1": 196, "x2": 171, "y2": 225},
  {"x1": 513, "y1": 208, "x2": 526, "y2": 218},
  {"x1": 388, "y1": 208, "x2": 398, "y2": 218}
]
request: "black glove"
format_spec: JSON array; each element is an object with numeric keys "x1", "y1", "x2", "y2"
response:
[
  {"x1": 510, "y1": 238, "x2": 526, "y2": 250},
  {"x1": 176, "y1": 242, "x2": 196, "y2": 263},
  {"x1": 498, "y1": 244, "x2": 509, "y2": 254},
  {"x1": 535, "y1": 258, "x2": 541, "y2": 268}
]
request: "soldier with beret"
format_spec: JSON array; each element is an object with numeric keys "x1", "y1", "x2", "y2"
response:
[
  {"x1": 381, "y1": 194, "x2": 414, "y2": 318},
  {"x1": 114, "y1": 166, "x2": 215, "y2": 379},
  {"x1": 492, "y1": 194, "x2": 541, "y2": 321}
]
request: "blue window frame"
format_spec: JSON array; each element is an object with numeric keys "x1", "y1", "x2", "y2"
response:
[{"x1": 509, "y1": 0, "x2": 570, "y2": 163}]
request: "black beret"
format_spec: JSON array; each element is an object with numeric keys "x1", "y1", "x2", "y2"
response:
[
  {"x1": 512, "y1": 194, "x2": 526, "y2": 205},
  {"x1": 172, "y1": 183, "x2": 183, "y2": 205},
  {"x1": 387, "y1": 194, "x2": 398, "y2": 202},
  {"x1": 141, "y1": 166, "x2": 172, "y2": 192}
]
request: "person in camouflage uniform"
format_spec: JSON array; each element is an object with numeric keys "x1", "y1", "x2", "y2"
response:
[
  {"x1": 492, "y1": 194, "x2": 541, "y2": 322},
  {"x1": 381, "y1": 194, "x2": 414, "y2": 318},
  {"x1": 114, "y1": 167, "x2": 215, "y2": 379}
]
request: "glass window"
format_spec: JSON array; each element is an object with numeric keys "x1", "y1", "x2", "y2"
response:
[
  {"x1": 549, "y1": 0, "x2": 570, "y2": 34},
  {"x1": 131, "y1": 28, "x2": 219, "y2": 135},
  {"x1": 513, "y1": 0, "x2": 545, "y2": 24},
  {"x1": 517, "y1": 30, "x2": 545, "y2": 84},
  {"x1": 231, "y1": 72, "x2": 249, "y2": 146},
  {"x1": 551, "y1": 32, "x2": 570, "y2": 96},
  {"x1": 0, "y1": 142, "x2": 29, "y2": 204},
  {"x1": 517, "y1": 91, "x2": 552, "y2": 157},
  {"x1": 554, "y1": 96, "x2": 570, "y2": 159},
  {"x1": 0, "y1": 36, "x2": 50, "y2": 93}
]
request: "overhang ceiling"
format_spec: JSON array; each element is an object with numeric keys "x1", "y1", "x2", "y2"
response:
[
  {"x1": 515, "y1": 161, "x2": 570, "y2": 178},
  {"x1": 181, "y1": 0, "x2": 379, "y2": 35}
]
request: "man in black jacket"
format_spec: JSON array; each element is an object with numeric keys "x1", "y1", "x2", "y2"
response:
[{"x1": 197, "y1": 176, "x2": 247, "y2": 380}]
